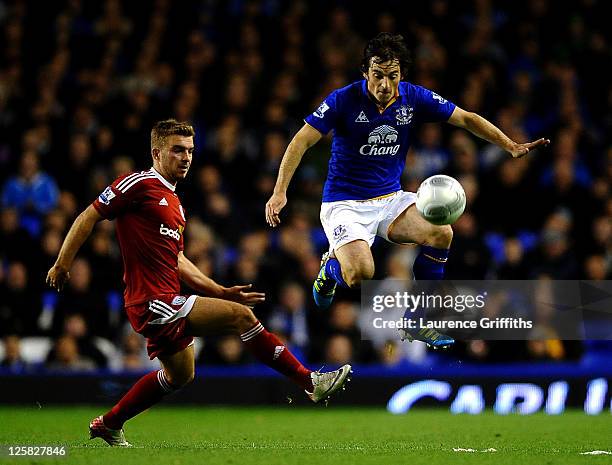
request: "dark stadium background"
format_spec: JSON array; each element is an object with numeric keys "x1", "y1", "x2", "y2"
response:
[{"x1": 0, "y1": 0, "x2": 610, "y2": 410}]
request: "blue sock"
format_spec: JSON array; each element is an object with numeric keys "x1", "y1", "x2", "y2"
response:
[
  {"x1": 324, "y1": 257, "x2": 349, "y2": 288},
  {"x1": 404, "y1": 246, "x2": 450, "y2": 328},
  {"x1": 412, "y1": 245, "x2": 449, "y2": 280}
]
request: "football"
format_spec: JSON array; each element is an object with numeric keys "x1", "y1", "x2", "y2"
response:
[{"x1": 415, "y1": 175, "x2": 466, "y2": 225}]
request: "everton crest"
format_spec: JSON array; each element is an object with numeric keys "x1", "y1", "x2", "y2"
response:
[{"x1": 395, "y1": 105, "x2": 413, "y2": 125}]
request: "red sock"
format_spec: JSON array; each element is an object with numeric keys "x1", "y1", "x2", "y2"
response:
[
  {"x1": 103, "y1": 369, "x2": 176, "y2": 429},
  {"x1": 241, "y1": 322, "x2": 313, "y2": 391}
]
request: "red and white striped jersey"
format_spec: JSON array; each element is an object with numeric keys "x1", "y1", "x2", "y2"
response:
[{"x1": 92, "y1": 167, "x2": 186, "y2": 306}]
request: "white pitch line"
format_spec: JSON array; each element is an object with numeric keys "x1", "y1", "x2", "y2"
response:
[{"x1": 453, "y1": 447, "x2": 497, "y2": 453}]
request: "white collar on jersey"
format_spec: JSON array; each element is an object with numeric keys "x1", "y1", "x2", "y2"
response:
[{"x1": 150, "y1": 167, "x2": 176, "y2": 192}]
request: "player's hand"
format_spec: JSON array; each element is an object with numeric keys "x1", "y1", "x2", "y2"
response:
[
  {"x1": 265, "y1": 192, "x2": 287, "y2": 228},
  {"x1": 222, "y1": 284, "x2": 265, "y2": 307},
  {"x1": 46, "y1": 264, "x2": 70, "y2": 292},
  {"x1": 509, "y1": 138, "x2": 550, "y2": 158}
]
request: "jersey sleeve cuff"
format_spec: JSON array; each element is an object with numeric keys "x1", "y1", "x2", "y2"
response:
[
  {"x1": 91, "y1": 201, "x2": 110, "y2": 219},
  {"x1": 444, "y1": 103, "x2": 457, "y2": 121},
  {"x1": 303, "y1": 119, "x2": 327, "y2": 136}
]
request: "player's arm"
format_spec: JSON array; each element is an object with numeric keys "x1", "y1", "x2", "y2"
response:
[
  {"x1": 46, "y1": 205, "x2": 103, "y2": 291},
  {"x1": 447, "y1": 106, "x2": 550, "y2": 158},
  {"x1": 177, "y1": 252, "x2": 265, "y2": 306},
  {"x1": 265, "y1": 123, "x2": 322, "y2": 227}
]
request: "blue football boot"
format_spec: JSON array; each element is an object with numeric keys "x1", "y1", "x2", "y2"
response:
[
  {"x1": 400, "y1": 326, "x2": 455, "y2": 349},
  {"x1": 312, "y1": 252, "x2": 337, "y2": 310}
]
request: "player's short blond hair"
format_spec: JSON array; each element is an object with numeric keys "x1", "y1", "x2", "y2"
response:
[{"x1": 151, "y1": 119, "x2": 195, "y2": 151}]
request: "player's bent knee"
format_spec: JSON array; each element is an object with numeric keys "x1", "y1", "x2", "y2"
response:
[
  {"x1": 234, "y1": 304, "x2": 258, "y2": 333},
  {"x1": 429, "y1": 224, "x2": 453, "y2": 248},
  {"x1": 441, "y1": 225, "x2": 454, "y2": 245},
  {"x1": 164, "y1": 369, "x2": 195, "y2": 389},
  {"x1": 343, "y1": 265, "x2": 375, "y2": 288}
]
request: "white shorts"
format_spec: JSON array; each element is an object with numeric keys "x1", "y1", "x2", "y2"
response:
[{"x1": 320, "y1": 191, "x2": 417, "y2": 252}]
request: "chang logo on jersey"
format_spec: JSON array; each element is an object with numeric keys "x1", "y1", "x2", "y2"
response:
[
  {"x1": 359, "y1": 125, "x2": 401, "y2": 156},
  {"x1": 159, "y1": 224, "x2": 181, "y2": 241}
]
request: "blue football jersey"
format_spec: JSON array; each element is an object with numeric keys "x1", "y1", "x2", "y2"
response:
[{"x1": 304, "y1": 80, "x2": 456, "y2": 202}]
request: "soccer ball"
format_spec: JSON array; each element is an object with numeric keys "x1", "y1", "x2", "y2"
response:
[{"x1": 415, "y1": 175, "x2": 466, "y2": 225}]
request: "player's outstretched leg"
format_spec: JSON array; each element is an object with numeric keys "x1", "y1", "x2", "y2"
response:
[
  {"x1": 240, "y1": 321, "x2": 352, "y2": 402},
  {"x1": 188, "y1": 297, "x2": 352, "y2": 402}
]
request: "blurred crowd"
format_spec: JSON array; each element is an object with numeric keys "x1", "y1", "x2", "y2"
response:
[{"x1": 0, "y1": 0, "x2": 610, "y2": 373}]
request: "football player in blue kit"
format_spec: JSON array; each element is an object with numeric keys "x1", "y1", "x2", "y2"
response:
[{"x1": 265, "y1": 33, "x2": 549, "y2": 348}]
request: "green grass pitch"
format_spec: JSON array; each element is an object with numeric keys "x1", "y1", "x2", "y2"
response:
[{"x1": 0, "y1": 406, "x2": 610, "y2": 464}]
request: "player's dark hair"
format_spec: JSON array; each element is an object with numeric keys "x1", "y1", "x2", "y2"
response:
[
  {"x1": 360, "y1": 32, "x2": 411, "y2": 78},
  {"x1": 151, "y1": 119, "x2": 195, "y2": 150}
]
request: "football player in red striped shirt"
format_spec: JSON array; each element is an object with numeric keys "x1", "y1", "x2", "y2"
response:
[{"x1": 47, "y1": 119, "x2": 351, "y2": 447}]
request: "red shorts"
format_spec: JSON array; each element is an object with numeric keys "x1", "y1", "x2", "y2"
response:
[{"x1": 125, "y1": 294, "x2": 197, "y2": 359}]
